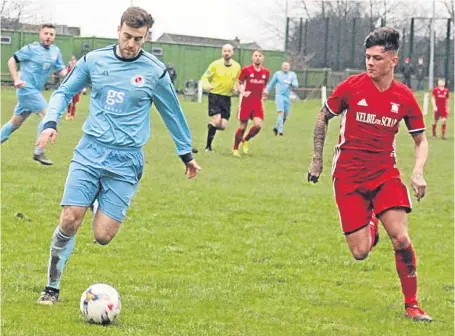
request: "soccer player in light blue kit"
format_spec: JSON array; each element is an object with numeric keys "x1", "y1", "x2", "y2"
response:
[
  {"x1": 265, "y1": 61, "x2": 299, "y2": 136},
  {"x1": 36, "y1": 7, "x2": 201, "y2": 304},
  {"x1": 0, "y1": 24, "x2": 67, "y2": 165}
]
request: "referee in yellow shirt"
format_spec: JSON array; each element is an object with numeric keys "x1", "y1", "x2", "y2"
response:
[{"x1": 201, "y1": 44, "x2": 241, "y2": 151}]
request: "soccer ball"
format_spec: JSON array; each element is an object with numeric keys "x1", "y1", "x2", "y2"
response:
[{"x1": 80, "y1": 283, "x2": 121, "y2": 325}]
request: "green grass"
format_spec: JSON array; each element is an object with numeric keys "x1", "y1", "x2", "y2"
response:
[{"x1": 1, "y1": 87, "x2": 453, "y2": 336}]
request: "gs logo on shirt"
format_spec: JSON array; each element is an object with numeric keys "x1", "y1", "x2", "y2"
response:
[{"x1": 103, "y1": 86, "x2": 128, "y2": 113}]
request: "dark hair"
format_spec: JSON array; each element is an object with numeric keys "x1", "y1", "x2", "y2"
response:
[
  {"x1": 364, "y1": 27, "x2": 400, "y2": 52},
  {"x1": 120, "y1": 7, "x2": 154, "y2": 29},
  {"x1": 252, "y1": 49, "x2": 263, "y2": 55},
  {"x1": 40, "y1": 24, "x2": 55, "y2": 30}
]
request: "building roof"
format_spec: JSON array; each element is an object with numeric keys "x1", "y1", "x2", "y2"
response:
[{"x1": 155, "y1": 33, "x2": 261, "y2": 50}]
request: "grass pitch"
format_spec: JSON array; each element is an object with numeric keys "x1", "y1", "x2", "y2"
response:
[{"x1": 1, "y1": 87, "x2": 453, "y2": 335}]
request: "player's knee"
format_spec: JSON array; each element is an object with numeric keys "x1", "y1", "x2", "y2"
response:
[
  {"x1": 391, "y1": 234, "x2": 411, "y2": 250},
  {"x1": 60, "y1": 211, "x2": 83, "y2": 235},
  {"x1": 94, "y1": 231, "x2": 116, "y2": 245},
  {"x1": 350, "y1": 247, "x2": 370, "y2": 260},
  {"x1": 217, "y1": 124, "x2": 226, "y2": 130}
]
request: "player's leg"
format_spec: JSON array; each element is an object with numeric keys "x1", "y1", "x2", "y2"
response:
[
  {"x1": 373, "y1": 178, "x2": 432, "y2": 321},
  {"x1": 0, "y1": 111, "x2": 30, "y2": 144},
  {"x1": 33, "y1": 107, "x2": 54, "y2": 165},
  {"x1": 93, "y1": 147, "x2": 144, "y2": 243},
  {"x1": 38, "y1": 157, "x2": 100, "y2": 304},
  {"x1": 334, "y1": 179, "x2": 375, "y2": 260},
  {"x1": 274, "y1": 95, "x2": 284, "y2": 135},
  {"x1": 432, "y1": 113, "x2": 439, "y2": 138},
  {"x1": 244, "y1": 116, "x2": 263, "y2": 143},
  {"x1": 66, "y1": 102, "x2": 72, "y2": 120},
  {"x1": 233, "y1": 120, "x2": 248, "y2": 156},
  {"x1": 441, "y1": 116, "x2": 447, "y2": 139}
]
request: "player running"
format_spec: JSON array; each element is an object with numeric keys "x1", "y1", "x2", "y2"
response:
[
  {"x1": 233, "y1": 49, "x2": 270, "y2": 156},
  {"x1": 0, "y1": 24, "x2": 67, "y2": 165},
  {"x1": 308, "y1": 27, "x2": 432, "y2": 322},
  {"x1": 265, "y1": 61, "x2": 299, "y2": 136},
  {"x1": 36, "y1": 6, "x2": 201, "y2": 305},
  {"x1": 431, "y1": 77, "x2": 450, "y2": 139}
]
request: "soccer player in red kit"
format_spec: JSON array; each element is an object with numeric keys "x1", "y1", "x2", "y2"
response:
[
  {"x1": 233, "y1": 49, "x2": 270, "y2": 156},
  {"x1": 308, "y1": 27, "x2": 432, "y2": 322},
  {"x1": 65, "y1": 56, "x2": 81, "y2": 120},
  {"x1": 431, "y1": 77, "x2": 450, "y2": 139}
]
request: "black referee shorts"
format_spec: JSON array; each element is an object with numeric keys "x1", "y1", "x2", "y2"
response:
[{"x1": 208, "y1": 93, "x2": 231, "y2": 120}]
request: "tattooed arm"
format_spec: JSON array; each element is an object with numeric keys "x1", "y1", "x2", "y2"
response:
[{"x1": 308, "y1": 105, "x2": 336, "y2": 183}]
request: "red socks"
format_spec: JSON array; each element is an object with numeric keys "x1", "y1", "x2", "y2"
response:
[
  {"x1": 233, "y1": 128, "x2": 245, "y2": 150},
  {"x1": 395, "y1": 244, "x2": 418, "y2": 306},
  {"x1": 244, "y1": 126, "x2": 260, "y2": 142}
]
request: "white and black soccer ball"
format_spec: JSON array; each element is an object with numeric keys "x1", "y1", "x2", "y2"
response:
[{"x1": 80, "y1": 283, "x2": 121, "y2": 325}]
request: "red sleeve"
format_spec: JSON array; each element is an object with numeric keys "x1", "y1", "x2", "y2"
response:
[
  {"x1": 446, "y1": 89, "x2": 450, "y2": 98},
  {"x1": 404, "y1": 92, "x2": 425, "y2": 133},
  {"x1": 325, "y1": 78, "x2": 349, "y2": 115},
  {"x1": 431, "y1": 88, "x2": 437, "y2": 97},
  {"x1": 238, "y1": 67, "x2": 248, "y2": 82}
]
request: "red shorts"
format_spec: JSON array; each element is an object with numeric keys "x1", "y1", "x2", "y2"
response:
[
  {"x1": 435, "y1": 109, "x2": 448, "y2": 119},
  {"x1": 333, "y1": 177, "x2": 412, "y2": 235},
  {"x1": 238, "y1": 101, "x2": 264, "y2": 121},
  {"x1": 72, "y1": 93, "x2": 81, "y2": 104}
]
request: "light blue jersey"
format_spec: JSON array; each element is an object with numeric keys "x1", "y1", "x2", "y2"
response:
[
  {"x1": 266, "y1": 70, "x2": 299, "y2": 97},
  {"x1": 43, "y1": 45, "x2": 192, "y2": 153},
  {"x1": 14, "y1": 42, "x2": 65, "y2": 96}
]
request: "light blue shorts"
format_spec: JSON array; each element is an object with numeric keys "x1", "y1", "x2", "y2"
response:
[
  {"x1": 14, "y1": 92, "x2": 47, "y2": 115},
  {"x1": 61, "y1": 134, "x2": 144, "y2": 222},
  {"x1": 275, "y1": 95, "x2": 290, "y2": 115}
]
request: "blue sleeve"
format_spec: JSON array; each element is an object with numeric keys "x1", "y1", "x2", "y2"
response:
[
  {"x1": 266, "y1": 72, "x2": 278, "y2": 92},
  {"x1": 291, "y1": 72, "x2": 299, "y2": 88},
  {"x1": 153, "y1": 72, "x2": 192, "y2": 156},
  {"x1": 54, "y1": 49, "x2": 65, "y2": 71},
  {"x1": 43, "y1": 58, "x2": 90, "y2": 129},
  {"x1": 14, "y1": 45, "x2": 33, "y2": 62}
]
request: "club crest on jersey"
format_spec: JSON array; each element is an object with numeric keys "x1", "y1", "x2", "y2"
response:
[
  {"x1": 262, "y1": 74, "x2": 266, "y2": 79},
  {"x1": 250, "y1": 73, "x2": 254, "y2": 77},
  {"x1": 131, "y1": 75, "x2": 145, "y2": 87},
  {"x1": 390, "y1": 102, "x2": 400, "y2": 113}
]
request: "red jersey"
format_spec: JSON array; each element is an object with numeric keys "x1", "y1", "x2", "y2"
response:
[
  {"x1": 432, "y1": 87, "x2": 449, "y2": 111},
  {"x1": 238, "y1": 65, "x2": 270, "y2": 101},
  {"x1": 326, "y1": 73, "x2": 425, "y2": 183}
]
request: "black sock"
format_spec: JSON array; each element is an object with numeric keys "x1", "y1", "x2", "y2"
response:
[{"x1": 206, "y1": 124, "x2": 217, "y2": 149}]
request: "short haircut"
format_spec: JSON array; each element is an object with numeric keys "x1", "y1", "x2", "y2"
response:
[
  {"x1": 252, "y1": 49, "x2": 263, "y2": 55},
  {"x1": 364, "y1": 27, "x2": 400, "y2": 52},
  {"x1": 120, "y1": 7, "x2": 154, "y2": 29},
  {"x1": 40, "y1": 24, "x2": 55, "y2": 30}
]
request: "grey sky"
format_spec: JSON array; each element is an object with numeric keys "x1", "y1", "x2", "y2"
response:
[{"x1": 14, "y1": 0, "x2": 289, "y2": 50}]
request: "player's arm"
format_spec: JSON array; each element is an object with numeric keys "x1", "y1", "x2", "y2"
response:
[
  {"x1": 308, "y1": 105, "x2": 336, "y2": 183},
  {"x1": 431, "y1": 91, "x2": 437, "y2": 111},
  {"x1": 201, "y1": 62, "x2": 215, "y2": 91},
  {"x1": 55, "y1": 51, "x2": 68, "y2": 77},
  {"x1": 446, "y1": 91, "x2": 450, "y2": 113},
  {"x1": 291, "y1": 73, "x2": 299, "y2": 88},
  {"x1": 44, "y1": 58, "x2": 90, "y2": 124},
  {"x1": 265, "y1": 72, "x2": 278, "y2": 93},
  {"x1": 9, "y1": 45, "x2": 32, "y2": 88},
  {"x1": 153, "y1": 70, "x2": 201, "y2": 179},
  {"x1": 404, "y1": 93, "x2": 428, "y2": 201},
  {"x1": 410, "y1": 131, "x2": 428, "y2": 201}
]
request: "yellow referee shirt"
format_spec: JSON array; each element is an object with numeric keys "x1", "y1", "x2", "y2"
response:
[{"x1": 201, "y1": 58, "x2": 241, "y2": 96}]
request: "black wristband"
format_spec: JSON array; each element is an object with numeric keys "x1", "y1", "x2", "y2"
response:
[
  {"x1": 43, "y1": 121, "x2": 57, "y2": 131},
  {"x1": 179, "y1": 152, "x2": 193, "y2": 164}
]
